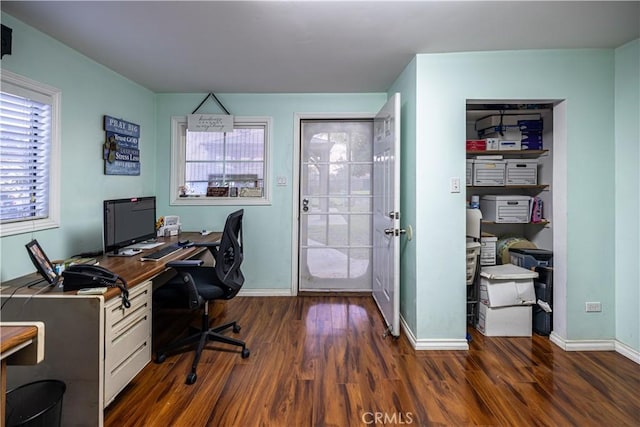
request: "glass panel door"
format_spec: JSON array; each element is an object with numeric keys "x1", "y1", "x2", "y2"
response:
[{"x1": 299, "y1": 120, "x2": 373, "y2": 290}]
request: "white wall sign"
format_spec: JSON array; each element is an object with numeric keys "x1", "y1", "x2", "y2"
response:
[{"x1": 187, "y1": 114, "x2": 234, "y2": 132}]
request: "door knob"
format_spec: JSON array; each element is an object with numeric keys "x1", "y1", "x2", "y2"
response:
[{"x1": 384, "y1": 228, "x2": 407, "y2": 236}]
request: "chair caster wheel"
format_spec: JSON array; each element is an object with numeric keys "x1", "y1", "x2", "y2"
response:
[
  {"x1": 241, "y1": 348, "x2": 250, "y2": 359},
  {"x1": 186, "y1": 373, "x2": 197, "y2": 385},
  {"x1": 233, "y1": 324, "x2": 241, "y2": 333},
  {"x1": 155, "y1": 353, "x2": 166, "y2": 363}
]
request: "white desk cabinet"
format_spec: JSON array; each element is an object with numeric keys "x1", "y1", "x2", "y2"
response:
[
  {"x1": 104, "y1": 282, "x2": 151, "y2": 406},
  {"x1": 1, "y1": 281, "x2": 152, "y2": 427}
]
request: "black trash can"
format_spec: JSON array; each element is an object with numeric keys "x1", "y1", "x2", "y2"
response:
[{"x1": 5, "y1": 380, "x2": 66, "y2": 427}]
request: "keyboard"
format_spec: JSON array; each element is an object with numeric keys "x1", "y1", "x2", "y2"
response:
[{"x1": 140, "y1": 244, "x2": 182, "y2": 262}]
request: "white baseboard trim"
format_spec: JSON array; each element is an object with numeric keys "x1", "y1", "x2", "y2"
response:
[
  {"x1": 615, "y1": 340, "x2": 640, "y2": 364},
  {"x1": 549, "y1": 332, "x2": 615, "y2": 351},
  {"x1": 550, "y1": 332, "x2": 640, "y2": 364},
  {"x1": 400, "y1": 316, "x2": 469, "y2": 351},
  {"x1": 237, "y1": 288, "x2": 293, "y2": 297}
]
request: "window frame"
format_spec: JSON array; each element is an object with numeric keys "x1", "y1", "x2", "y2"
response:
[
  {"x1": 0, "y1": 70, "x2": 61, "y2": 237},
  {"x1": 170, "y1": 115, "x2": 272, "y2": 206}
]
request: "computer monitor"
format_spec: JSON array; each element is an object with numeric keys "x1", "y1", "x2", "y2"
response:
[
  {"x1": 103, "y1": 196, "x2": 157, "y2": 255},
  {"x1": 25, "y1": 239, "x2": 59, "y2": 285}
]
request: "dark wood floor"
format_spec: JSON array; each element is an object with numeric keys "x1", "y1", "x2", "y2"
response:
[{"x1": 104, "y1": 296, "x2": 640, "y2": 426}]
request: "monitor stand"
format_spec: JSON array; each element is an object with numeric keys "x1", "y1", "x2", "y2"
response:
[{"x1": 106, "y1": 248, "x2": 142, "y2": 257}]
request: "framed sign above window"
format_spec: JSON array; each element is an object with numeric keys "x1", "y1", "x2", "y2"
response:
[{"x1": 170, "y1": 116, "x2": 271, "y2": 206}]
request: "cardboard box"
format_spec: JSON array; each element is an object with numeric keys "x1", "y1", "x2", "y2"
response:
[
  {"x1": 518, "y1": 119, "x2": 543, "y2": 131},
  {"x1": 479, "y1": 264, "x2": 537, "y2": 307},
  {"x1": 521, "y1": 131, "x2": 543, "y2": 145},
  {"x1": 466, "y1": 139, "x2": 486, "y2": 151},
  {"x1": 477, "y1": 303, "x2": 532, "y2": 336},
  {"x1": 466, "y1": 160, "x2": 473, "y2": 186},
  {"x1": 480, "y1": 236, "x2": 497, "y2": 266},
  {"x1": 521, "y1": 141, "x2": 544, "y2": 150},
  {"x1": 498, "y1": 140, "x2": 522, "y2": 151},
  {"x1": 473, "y1": 160, "x2": 506, "y2": 186},
  {"x1": 478, "y1": 127, "x2": 522, "y2": 141},
  {"x1": 480, "y1": 195, "x2": 531, "y2": 223},
  {"x1": 476, "y1": 114, "x2": 540, "y2": 131},
  {"x1": 506, "y1": 159, "x2": 538, "y2": 185},
  {"x1": 485, "y1": 138, "x2": 500, "y2": 151}
]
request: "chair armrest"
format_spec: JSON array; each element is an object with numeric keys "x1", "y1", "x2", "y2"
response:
[
  {"x1": 194, "y1": 242, "x2": 221, "y2": 248},
  {"x1": 166, "y1": 259, "x2": 204, "y2": 268}
]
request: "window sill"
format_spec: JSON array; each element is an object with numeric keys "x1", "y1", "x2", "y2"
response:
[
  {"x1": 170, "y1": 196, "x2": 271, "y2": 206},
  {"x1": 0, "y1": 218, "x2": 59, "y2": 237}
]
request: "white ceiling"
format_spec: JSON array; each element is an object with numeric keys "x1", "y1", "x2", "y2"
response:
[{"x1": 2, "y1": 1, "x2": 639, "y2": 93}]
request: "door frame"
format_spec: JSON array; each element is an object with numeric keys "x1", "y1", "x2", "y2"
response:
[{"x1": 292, "y1": 112, "x2": 376, "y2": 296}]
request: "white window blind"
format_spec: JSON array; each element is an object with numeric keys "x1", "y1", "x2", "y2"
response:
[
  {"x1": 0, "y1": 91, "x2": 51, "y2": 223},
  {"x1": 0, "y1": 71, "x2": 60, "y2": 236}
]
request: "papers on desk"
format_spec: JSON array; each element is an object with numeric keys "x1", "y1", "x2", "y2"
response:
[{"x1": 128, "y1": 242, "x2": 164, "y2": 250}]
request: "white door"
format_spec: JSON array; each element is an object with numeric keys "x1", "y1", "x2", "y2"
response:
[
  {"x1": 299, "y1": 120, "x2": 374, "y2": 291},
  {"x1": 372, "y1": 93, "x2": 401, "y2": 337}
]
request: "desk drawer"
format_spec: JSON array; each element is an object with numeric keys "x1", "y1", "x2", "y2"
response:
[
  {"x1": 104, "y1": 315, "x2": 151, "y2": 406},
  {"x1": 104, "y1": 282, "x2": 152, "y2": 406},
  {"x1": 105, "y1": 282, "x2": 151, "y2": 329}
]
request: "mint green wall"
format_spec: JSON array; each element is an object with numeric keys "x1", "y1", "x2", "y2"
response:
[
  {"x1": 415, "y1": 49, "x2": 616, "y2": 341},
  {"x1": 3, "y1": 12, "x2": 636, "y2": 352},
  {"x1": 387, "y1": 59, "x2": 418, "y2": 333},
  {"x1": 0, "y1": 13, "x2": 156, "y2": 281},
  {"x1": 614, "y1": 39, "x2": 640, "y2": 352},
  {"x1": 155, "y1": 93, "x2": 386, "y2": 290}
]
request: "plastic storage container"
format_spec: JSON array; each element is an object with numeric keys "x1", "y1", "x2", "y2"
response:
[
  {"x1": 533, "y1": 266, "x2": 553, "y2": 336},
  {"x1": 509, "y1": 248, "x2": 553, "y2": 269},
  {"x1": 5, "y1": 380, "x2": 66, "y2": 427}
]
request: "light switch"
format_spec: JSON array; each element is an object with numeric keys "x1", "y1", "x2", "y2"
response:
[
  {"x1": 450, "y1": 177, "x2": 461, "y2": 193},
  {"x1": 277, "y1": 176, "x2": 287, "y2": 186}
]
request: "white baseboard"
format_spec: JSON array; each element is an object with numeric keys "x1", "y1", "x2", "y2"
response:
[
  {"x1": 615, "y1": 340, "x2": 640, "y2": 364},
  {"x1": 400, "y1": 316, "x2": 469, "y2": 351},
  {"x1": 237, "y1": 288, "x2": 293, "y2": 297},
  {"x1": 550, "y1": 332, "x2": 640, "y2": 364}
]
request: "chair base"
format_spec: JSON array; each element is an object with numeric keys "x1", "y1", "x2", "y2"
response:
[{"x1": 155, "y1": 317, "x2": 250, "y2": 385}]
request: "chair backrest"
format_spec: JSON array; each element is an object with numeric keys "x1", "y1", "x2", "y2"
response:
[{"x1": 214, "y1": 209, "x2": 244, "y2": 297}]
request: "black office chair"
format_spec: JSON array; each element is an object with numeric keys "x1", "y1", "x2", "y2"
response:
[{"x1": 154, "y1": 209, "x2": 249, "y2": 385}]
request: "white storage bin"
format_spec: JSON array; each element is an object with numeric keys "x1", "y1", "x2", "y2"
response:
[
  {"x1": 477, "y1": 303, "x2": 532, "y2": 336},
  {"x1": 479, "y1": 264, "x2": 538, "y2": 308},
  {"x1": 506, "y1": 159, "x2": 538, "y2": 185},
  {"x1": 498, "y1": 139, "x2": 522, "y2": 151},
  {"x1": 466, "y1": 241, "x2": 481, "y2": 285},
  {"x1": 473, "y1": 160, "x2": 505, "y2": 186},
  {"x1": 480, "y1": 235, "x2": 497, "y2": 266},
  {"x1": 480, "y1": 195, "x2": 531, "y2": 223},
  {"x1": 466, "y1": 160, "x2": 473, "y2": 186}
]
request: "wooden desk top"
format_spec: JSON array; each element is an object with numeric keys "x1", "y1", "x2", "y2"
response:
[
  {"x1": 0, "y1": 325, "x2": 38, "y2": 358},
  {"x1": 0, "y1": 231, "x2": 222, "y2": 301}
]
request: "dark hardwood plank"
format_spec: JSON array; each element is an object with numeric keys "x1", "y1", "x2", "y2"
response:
[{"x1": 104, "y1": 296, "x2": 640, "y2": 426}]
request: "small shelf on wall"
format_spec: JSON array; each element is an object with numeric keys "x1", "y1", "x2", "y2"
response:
[
  {"x1": 466, "y1": 149, "x2": 549, "y2": 157},
  {"x1": 481, "y1": 220, "x2": 550, "y2": 226},
  {"x1": 467, "y1": 184, "x2": 549, "y2": 190}
]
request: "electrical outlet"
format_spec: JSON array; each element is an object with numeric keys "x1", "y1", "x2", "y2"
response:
[{"x1": 585, "y1": 302, "x2": 602, "y2": 312}]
